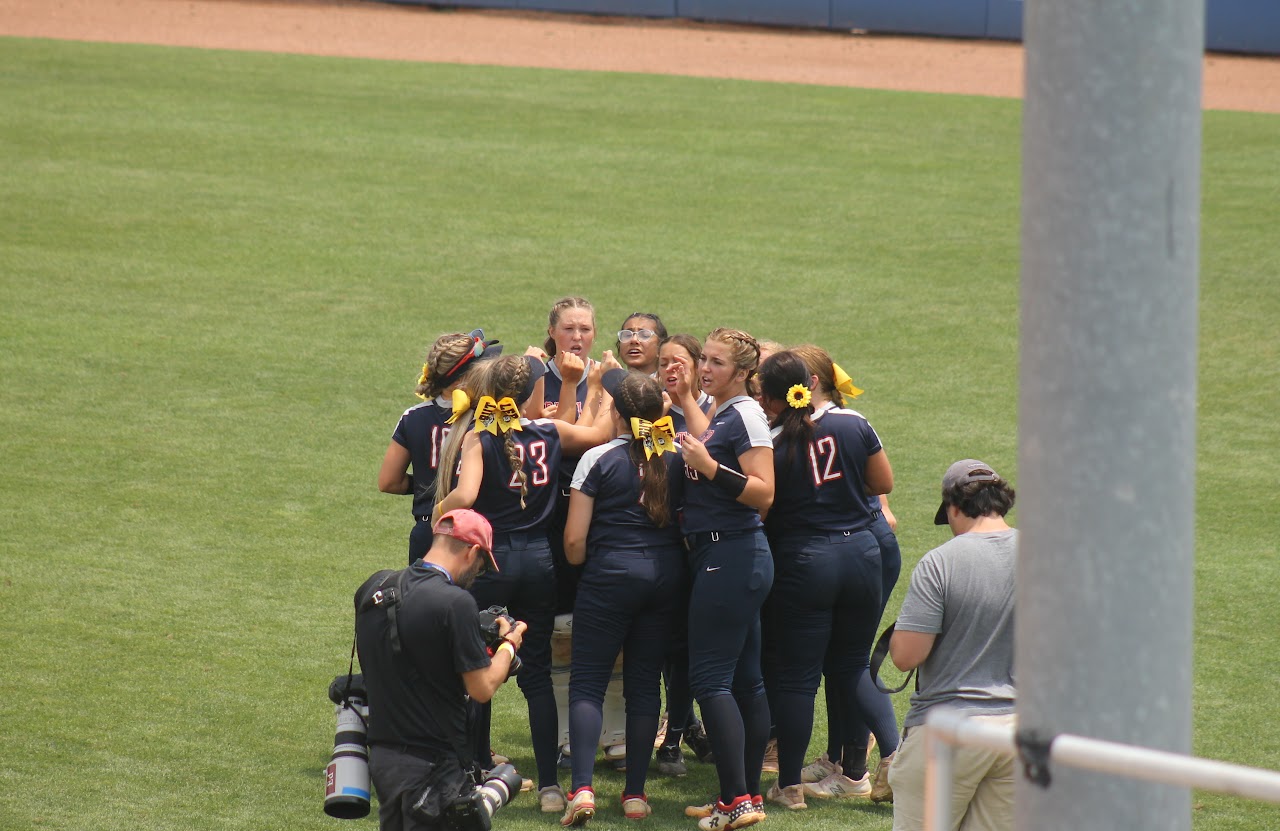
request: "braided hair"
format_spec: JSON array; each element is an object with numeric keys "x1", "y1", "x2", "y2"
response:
[
  {"x1": 612, "y1": 372, "x2": 672, "y2": 528},
  {"x1": 432, "y1": 356, "x2": 534, "y2": 510},
  {"x1": 416, "y1": 333, "x2": 474, "y2": 400},
  {"x1": 705, "y1": 327, "x2": 762, "y2": 397}
]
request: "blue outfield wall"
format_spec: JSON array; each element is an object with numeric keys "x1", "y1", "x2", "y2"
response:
[{"x1": 388, "y1": 0, "x2": 1280, "y2": 56}]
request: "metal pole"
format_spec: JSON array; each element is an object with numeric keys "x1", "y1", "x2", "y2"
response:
[
  {"x1": 1018, "y1": 0, "x2": 1203, "y2": 828},
  {"x1": 925, "y1": 709, "x2": 1280, "y2": 806}
]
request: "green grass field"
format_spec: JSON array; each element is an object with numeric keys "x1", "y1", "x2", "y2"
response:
[{"x1": 1, "y1": 35, "x2": 1277, "y2": 831}]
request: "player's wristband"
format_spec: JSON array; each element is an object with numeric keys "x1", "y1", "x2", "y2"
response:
[
  {"x1": 496, "y1": 641, "x2": 517, "y2": 662},
  {"x1": 710, "y1": 463, "x2": 749, "y2": 498},
  {"x1": 405, "y1": 474, "x2": 415, "y2": 494}
]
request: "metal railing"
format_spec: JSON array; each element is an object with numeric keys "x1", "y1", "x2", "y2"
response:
[{"x1": 923, "y1": 708, "x2": 1280, "y2": 830}]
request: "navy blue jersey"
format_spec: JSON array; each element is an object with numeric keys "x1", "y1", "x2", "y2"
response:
[
  {"x1": 572, "y1": 438, "x2": 684, "y2": 551},
  {"x1": 766, "y1": 405, "x2": 884, "y2": 535},
  {"x1": 681, "y1": 396, "x2": 773, "y2": 535},
  {"x1": 543, "y1": 358, "x2": 595, "y2": 491},
  {"x1": 472, "y1": 419, "x2": 563, "y2": 533},
  {"x1": 668, "y1": 393, "x2": 713, "y2": 444},
  {"x1": 392, "y1": 397, "x2": 453, "y2": 518}
]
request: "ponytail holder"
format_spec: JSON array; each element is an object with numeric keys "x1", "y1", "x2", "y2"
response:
[
  {"x1": 832, "y1": 363, "x2": 864, "y2": 399},
  {"x1": 786, "y1": 384, "x2": 812, "y2": 409},
  {"x1": 444, "y1": 388, "x2": 472, "y2": 424},
  {"x1": 630, "y1": 416, "x2": 677, "y2": 459},
  {"x1": 474, "y1": 396, "x2": 523, "y2": 435},
  {"x1": 415, "y1": 364, "x2": 432, "y2": 400}
]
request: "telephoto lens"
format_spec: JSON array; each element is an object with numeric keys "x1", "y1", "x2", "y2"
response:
[
  {"x1": 324, "y1": 676, "x2": 372, "y2": 819},
  {"x1": 445, "y1": 763, "x2": 524, "y2": 831}
]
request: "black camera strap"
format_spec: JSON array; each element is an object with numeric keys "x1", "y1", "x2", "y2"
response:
[
  {"x1": 353, "y1": 566, "x2": 475, "y2": 771},
  {"x1": 870, "y1": 621, "x2": 918, "y2": 695}
]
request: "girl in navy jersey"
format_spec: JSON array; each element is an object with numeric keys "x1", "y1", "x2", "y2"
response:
[
  {"x1": 653, "y1": 333, "x2": 716, "y2": 773},
  {"x1": 756, "y1": 351, "x2": 899, "y2": 809},
  {"x1": 543, "y1": 296, "x2": 598, "y2": 422},
  {"x1": 378, "y1": 330, "x2": 502, "y2": 563},
  {"x1": 434, "y1": 354, "x2": 612, "y2": 813},
  {"x1": 616, "y1": 312, "x2": 667, "y2": 376},
  {"x1": 679, "y1": 328, "x2": 775, "y2": 831},
  {"x1": 661, "y1": 334, "x2": 714, "y2": 442},
  {"x1": 790, "y1": 343, "x2": 902, "y2": 799},
  {"x1": 557, "y1": 370, "x2": 685, "y2": 825},
  {"x1": 540, "y1": 297, "x2": 602, "y2": 615}
]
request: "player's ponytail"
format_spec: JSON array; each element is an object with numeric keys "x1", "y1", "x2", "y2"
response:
[
  {"x1": 614, "y1": 373, "x2": 671, "y2": 528},
  {"x1": 758, "y1": 351, "x2": 815, "y2": 466},
  {"x1": 489, "y1": 356, "x2": 533, "y2": 509},
  {"x1": 433, "y1": 360, "x2": 491, "y2": 512}
]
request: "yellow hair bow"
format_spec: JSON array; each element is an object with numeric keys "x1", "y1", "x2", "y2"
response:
[
  {"x1": 832, "y1": 362, "x2": 864, "y2": 400},
  {"x1": 474, "y1": 396, "x2": 523, "y2": 435},
  {"x1": 631, "y1": 416, "x2": 677, "y2": 459},
  {"x1": 444, "y1": 388, "x2": 471, "y2": 424},
  {"x1": 414, "y1": 364, "x2": 432, "y2": 400},
  {"x1": 497, "y1": 398, "x2": 523, "y2": 433}
]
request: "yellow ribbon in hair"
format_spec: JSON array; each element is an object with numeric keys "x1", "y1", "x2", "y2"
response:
[
  {"x1": 444, "y1": 388, "x2": 472, "y2": 424},
  {"x1": 496, "y1": 398, "x2": 523, "y2": 433},
  {"x1": 474, "y1": 396, "x2": 522, "y2": 435},
  {"x1": 474, "y1": 396, "x2": 500, "y2": 434},
  {"x1": 832, "y1": 362, "x2": 864, "y2": 399},
  {"x1": 414, "y1": 364, "x2": 432, "y2": 400},
  {"x1": 630, "y1": 416, "x2": 677, "y2": 459}
]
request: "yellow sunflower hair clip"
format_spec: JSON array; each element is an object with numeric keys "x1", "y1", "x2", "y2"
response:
[{"x1": 786, "y1": 384, "x2": 813, "y2": 409}]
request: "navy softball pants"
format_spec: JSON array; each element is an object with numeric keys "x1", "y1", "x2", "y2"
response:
[
  {"x1": 567, "y1": 544, "x2": 685, "y2": 795},
  {"x1": 468, "y1": 531, "x2": 558, "y2": 788},
  {"x1": 686, "y1": 528, "x2": 774, "y2": 803}
]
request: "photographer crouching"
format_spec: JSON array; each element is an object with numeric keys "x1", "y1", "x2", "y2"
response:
[{"x1": 355, "y1": 509, "x2": 527, "y2": 831}]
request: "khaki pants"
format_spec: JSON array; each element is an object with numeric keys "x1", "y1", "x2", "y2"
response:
[{"x1": 888, "y1": 713, "x2": 1016, "y2": 831}]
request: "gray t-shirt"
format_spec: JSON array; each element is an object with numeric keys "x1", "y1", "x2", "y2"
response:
[{"x1": 897, "y1": 528, "x2": 1018, "y2": 730}]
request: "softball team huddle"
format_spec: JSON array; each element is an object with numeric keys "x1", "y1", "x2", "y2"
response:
[{"x1": 378, "y1": 297, "x2": 900, "y2": 829}]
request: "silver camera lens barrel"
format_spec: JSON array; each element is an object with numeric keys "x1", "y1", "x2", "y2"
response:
[{"x1": 324, "y1": 702, "x2": 372, "y2": 819}]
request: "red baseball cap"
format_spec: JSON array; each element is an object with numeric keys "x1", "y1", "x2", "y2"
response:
[{"x1": 433, "y1": 509, "x2": 499, "y2": 573}]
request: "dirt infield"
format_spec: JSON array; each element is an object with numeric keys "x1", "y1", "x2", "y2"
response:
[{"x1": 1, "y1": 0, "x2": 1277, "y2": 112}]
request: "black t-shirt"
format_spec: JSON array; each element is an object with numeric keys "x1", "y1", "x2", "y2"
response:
[{"x1": 354, "y1": 564, "x2": 492, "y2": 754}]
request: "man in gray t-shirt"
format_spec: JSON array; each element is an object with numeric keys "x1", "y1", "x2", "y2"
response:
[{"x1": 886, "y1": 459, "x2": 1018, "y2": 831}]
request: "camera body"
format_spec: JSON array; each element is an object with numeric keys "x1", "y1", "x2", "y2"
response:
[
  {"x1": 476, "y1": 606, "x2": 522, "y2": 675},
  {"x1": 439, "y1": 764, "x2": 524, "y2": 831}
]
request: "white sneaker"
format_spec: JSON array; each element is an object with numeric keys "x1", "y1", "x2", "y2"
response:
[
  {"x1": 540, "y1": 785, "x2": 567, "y2": 813},
  {"x1": 802, "y1": 771, "x2": 871, "y2": 799},
  {"x1": 800, "y1": 753, "x2": 840, "y2": 784},
  {"x1": 696, "y1": 795, "x2": 764, "y2": 831},
  {"x1": 622, "y1": 794, "x2": 652, "y2": 820},
  {"x1": 766, "y1": 782, "x2": 807, "y2": 811},
  {"x1": 560, "y1": 787, "x2": 595, "y2": 826}
]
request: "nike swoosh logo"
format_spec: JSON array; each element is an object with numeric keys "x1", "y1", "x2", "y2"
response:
[{"x1": 705, "y1": 566, "x2": 721, "y2": 572}]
